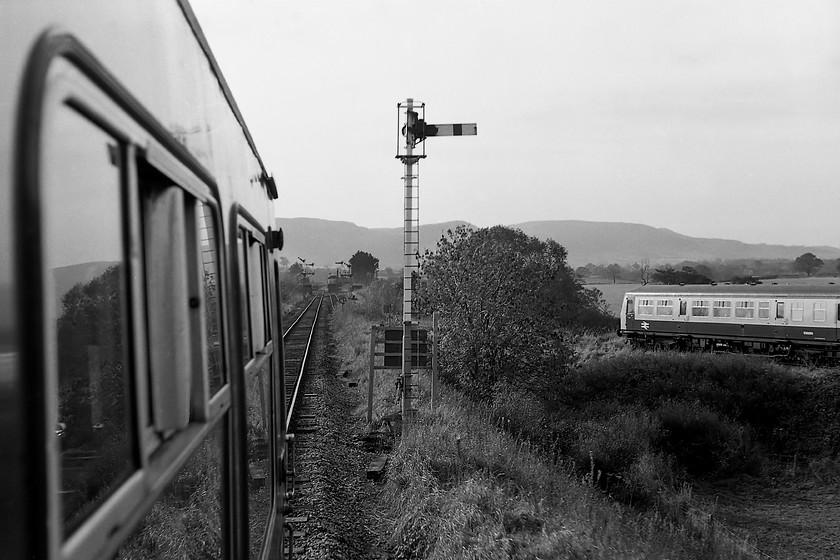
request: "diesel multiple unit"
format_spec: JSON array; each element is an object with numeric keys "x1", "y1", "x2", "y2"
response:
[{"x1": 619, "y1": 284, "x2": 840, "y2": 359}]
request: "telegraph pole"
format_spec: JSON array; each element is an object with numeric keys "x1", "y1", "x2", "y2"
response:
[{"x1": 396, "y1": 99, "x2": 476, "y2": 425}]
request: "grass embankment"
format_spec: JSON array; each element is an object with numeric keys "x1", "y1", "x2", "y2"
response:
[{"x1": 332, "y1": 295, "x2": 840, "y2": 558}]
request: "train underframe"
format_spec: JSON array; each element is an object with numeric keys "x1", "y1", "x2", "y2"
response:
[{"x1": 622, "y1": 331, "x2": 840, "y2": 365}]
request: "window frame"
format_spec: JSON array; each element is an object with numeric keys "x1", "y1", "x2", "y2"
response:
[
  {"x1": 791, "y1": 300, "x2": 804, "y2": 322},
  {"x1": 758, "y1": 301, "x2": 770, "y2": 319},
  {"x1": 691, "y1": 300, "x2": 710, "y2": 317},
  {"x1": 813, "y1": 301, "x2": 827, "y2": 323},
  {"x1": 232, "y1": 208, "x2": 282, "y2": 557},
  {"x1": 655, "y1": 299, "x2": 673, "y2": 316},
  {"x1": 712, "y1": 300, "x2": 732, "y2": 318},
  {"x1": 734, "y1": 300, "x2": 755, "y2": 319}
]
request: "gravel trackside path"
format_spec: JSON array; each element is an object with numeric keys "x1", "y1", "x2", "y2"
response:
[{"x1": 287, "y1": 318, "x2": 394, "y2": 560}]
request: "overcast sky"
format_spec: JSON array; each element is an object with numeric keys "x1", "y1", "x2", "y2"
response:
[{"x1": 191, "y1": 0, "x2": 840, "y2": 248}]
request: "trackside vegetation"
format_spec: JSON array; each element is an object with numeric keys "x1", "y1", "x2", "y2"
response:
[
  {"x1": 418, "y1": 225, "x2": 613, "y2": 399},
  {"x1": 331, "y1": 226, "x2": 840, "y2": 558}
]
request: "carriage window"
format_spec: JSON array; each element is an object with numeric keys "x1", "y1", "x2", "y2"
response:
[
  {"x1": 791, "y1": 301, "x2": 804, "y2": 322},
  {"x1": 238, "y1": 230, "x2": 252, "y2": 363},
  {"x1": 814, "y1": 302, "x2": 826, "y2": 322},
  {"x1": 118, "y1": 424, "x2": 224, "y2": 559},
  {"x1": 776, "y1": 302, "x2": 785, "y2": 319},
  {"x1": 637, "y1": 299, "x2": 653, "y2": 315},
  {"x1": 735, "y1": 301, "x2": 754, "y2": 319},
  {"x1": 713, "y1": 300, "x2": 731, "y2": 318},
  {"x1": 758, "y1": 301, "x2": 770, "y2": 319},
  {"x1": 248, "y1": 238, "x2": 267, "y2": 350},
  {"x1": 656, "y1": 299, "x2": 673, "y2": 316},
  {"x1": 198, "y1": 203, "x2": 224, "y2": 395},
  {"x1": 691, "y1": 300, "x2": 710, "y2": 317},
  {"x1": 42, "y1": 107, "x2": 133, "y2": 535}
]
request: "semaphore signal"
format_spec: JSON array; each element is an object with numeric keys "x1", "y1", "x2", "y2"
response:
[{"x1": 395, "y1": 98, "x2": 476, "y2": 427}]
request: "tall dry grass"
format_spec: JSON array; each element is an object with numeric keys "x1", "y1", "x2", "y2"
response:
[{"x1": 383, "y1": 395, "x2": 760, "y2": 559}]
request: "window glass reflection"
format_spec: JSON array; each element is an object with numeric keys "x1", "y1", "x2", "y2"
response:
[
  {"x1": 247, "y1": 364, "x2": 272, "y2": 559},
  {"x1": 198, "y1": 202, "x2": 224, "y2": 394},
  {"x1": 117, "y1": 425, "x2": 225, "y2": 559},
  {"x1": 42, "y1": 107, "x2": 133, "y2": 535},
  {"x1": 238, "y1": 232, "x2": 251, "y2": 363}
]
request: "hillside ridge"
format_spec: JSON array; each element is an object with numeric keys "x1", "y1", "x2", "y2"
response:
[{"x1": 276, "y1": 217, "x2": 840, "y2": 269}]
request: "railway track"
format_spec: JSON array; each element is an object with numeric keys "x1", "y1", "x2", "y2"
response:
[
  {"x1": 281, "y1": 294, "x2": 333, "y2": 558},
  {"x1": 284, "y1": 295, "x2": 325, "y2": 430}
]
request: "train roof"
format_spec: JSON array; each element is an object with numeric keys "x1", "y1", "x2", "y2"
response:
[{"x1": 624, "y1": 283, "x2": 840, "y2": 297}]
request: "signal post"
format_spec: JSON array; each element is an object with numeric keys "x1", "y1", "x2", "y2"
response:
[{"x1": 396, "y1": 99, "x2": 475, "y2": 426}]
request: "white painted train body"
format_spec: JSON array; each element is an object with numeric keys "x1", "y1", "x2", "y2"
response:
[
  {"x1": 619, "y1": 284, "x2": 840, "y2": 358},
  {"x1": 1, "y1": 3, "x2": 291, "y2": 559}
]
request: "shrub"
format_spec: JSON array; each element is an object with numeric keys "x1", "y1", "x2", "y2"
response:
[
  {"x1": 656, "y1": 400, "x2": 763, "y2": 477},
  {"x1": 573, "y1": 409, "x2": 661, "y2": 487}
]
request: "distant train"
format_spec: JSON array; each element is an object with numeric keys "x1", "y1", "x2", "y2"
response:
[
  {"x1": 618, "y1": 284, "x2": 840, "y2": 361},
  {"x1": 1, "y1": 2, "x2": 294, "y2": 559}
]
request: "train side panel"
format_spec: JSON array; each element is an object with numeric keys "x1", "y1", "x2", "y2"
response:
[
  {"x1": 621, "y1": 287, "x2": 840, "y2": 357},
  {"x1": 1, "y1": 3, "x2": 287, "y2": 559}
]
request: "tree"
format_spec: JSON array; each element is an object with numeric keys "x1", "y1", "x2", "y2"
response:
[
  {"x1": 652, "y1": 266, "x2": 678, "y2": 285},
  {"x1": 418, "y1": 225, "x2": 609, "y2": 399},
  {"x1": 606, "y1": 263, "x2": 623, "y2": 284},
  {"x1": 348, "y1": 250, "x2": 379, "y2": 284},
  {"x1": 639, "y1": 258, "x2": 651, "y2": 285},
  {"x1": 794, "y1": 252, "x2": 823, "y2": 277}
]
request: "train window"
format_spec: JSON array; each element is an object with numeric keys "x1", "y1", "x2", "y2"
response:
[
  {"x1": 814, "y1": 302, "x2": 826, "y2": 322},
  {"x1": 713, "y1": 300, "x2": 731, "y2": 318},
  {"x1": 791, "y1": 301, "x2": 804, "y2": 322},
  {"x1": 758, "y1": 301, "x2": 770, "y2": 319},
  {"x1": 691, "y1": 300, "x2": 710, "y2": 316},
  {"x1": 734, "y1": 301, "x2": 755, "y2": 319},
  {"x1": 655, "y1": 299, "x2": 673, "y2": 316},
  {"x1": 117, "y1": 424, "x2": 225, "y2": 559},
  {"x1": 776, "y1": 302, "x2": 785, "y2": 319},
  {"x1": 248, "y1": 238, "x2": 268, "y2": 350},
  {"x1": 238, "y1": 230, "x2": 252, "y2": 363},
  {"x1": 42, "y1": 106, "x2": 134, "y2": 535},
  {"x1": 679, "y1": 301, "x2": 687, "y2": 316},
  {"x1": 638, "y1": 299, "x2": 654, "y2": 315},
  {"x1": 199, "y1": 202, "x2": 225, "y2": 395}
]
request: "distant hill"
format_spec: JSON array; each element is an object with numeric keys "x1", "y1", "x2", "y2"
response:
[
  {"x1": 510, "y1": 221, "x2": 840, "y2": 267},
  {"x1": 276, "y1": 217, "x2": 840, "y2": 270},
  {"x1": 276, "y1": 218, "x2": 474, "y2": 272}
]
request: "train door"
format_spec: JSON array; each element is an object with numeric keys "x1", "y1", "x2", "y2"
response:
[
  {"x1": 232, "y1": 212, "x2": 286, "y2": 559},
  {"x1": 678, "y1": 299, "x2": 689, "y2": 322}
]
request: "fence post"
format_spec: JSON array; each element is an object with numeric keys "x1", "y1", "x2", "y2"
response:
[{"x1": 431, "y1": 312, "x2": 439, "y2": 409}]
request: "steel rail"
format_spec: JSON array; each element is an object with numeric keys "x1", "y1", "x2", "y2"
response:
[
  {"x1": 283, "y1": 295, "x2": 319, "y2": 338},
  {"x1": 284, "y1": 295, "x2": 323, "y2": 432}
]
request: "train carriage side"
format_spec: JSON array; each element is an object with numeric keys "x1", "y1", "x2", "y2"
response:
[
  {"x1": 1, "y1": 2, "x2": 290, "y2": 560},
  {"x1": 620, "y1": 285, "x2": 840, "y2": 355}
]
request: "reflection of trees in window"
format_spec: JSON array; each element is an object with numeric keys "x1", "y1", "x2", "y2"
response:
[
  {"x1": 117, "y1": 427, "x2": 223, "y2": 559},
  {"x1": 56, "y1": 264, "x2": 131, "y2": 533},
  {"x1": 199, "y1": 202, "x2": 224, "y2": 394},
  {"x1": 246, "y1": 365, "x2": 271, "y2": 559}
]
